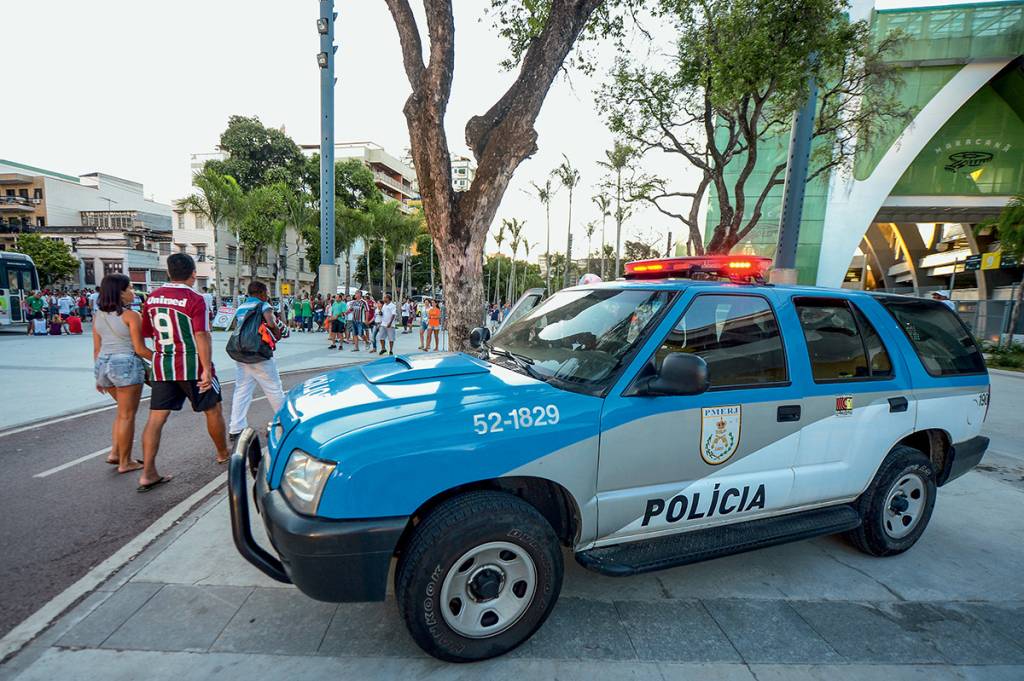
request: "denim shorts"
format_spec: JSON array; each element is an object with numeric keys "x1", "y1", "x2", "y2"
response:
[{"x1": 95, "y1": 353, "x2": 146, "y2": 388}]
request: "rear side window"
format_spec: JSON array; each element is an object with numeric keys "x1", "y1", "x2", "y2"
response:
[
  {"x1": 654, "y1": 294, "x2": 787, "y2": 388},
  {"x1": 794, "y1": 298, "x2": 893, "y2": 382},
  {"x1": 877, "y1": 297, "x2": 986, "y2": 376}
]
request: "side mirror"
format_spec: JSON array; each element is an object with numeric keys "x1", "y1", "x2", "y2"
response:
[
  {"x1": 469, "y1": 326, "x2": 491, "y2": 349},
  {"x1": 640, "y1": 353, "x2": 709, "y2": 396}
]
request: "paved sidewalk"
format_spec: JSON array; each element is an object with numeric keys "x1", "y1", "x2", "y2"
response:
[
  {"x1": 3, "y1": 465, "x2": 1022, "y2": 680},
  {"x1": 0, "y1": 325, "x2": 434, "y2": 431}
]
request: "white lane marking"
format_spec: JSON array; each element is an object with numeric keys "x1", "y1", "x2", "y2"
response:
[
  {"x1": 33, "y1": 448, "x2": 113, "y2": 479},
  {"x1": 0, "y1": 472, "x2": 227, "y2": 661}
]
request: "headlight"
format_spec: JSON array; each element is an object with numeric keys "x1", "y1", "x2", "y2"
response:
[{"x1": 280, "y1": 449, "x2": 335, "y2": 515}]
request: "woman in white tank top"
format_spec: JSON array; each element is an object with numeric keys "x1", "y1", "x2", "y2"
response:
[{"x1": 93, "y1": 274, "x2": 153, "y2": 473}]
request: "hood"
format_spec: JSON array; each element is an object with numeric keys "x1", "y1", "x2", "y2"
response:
[{"x1": 270, "y1": 352, "x2": 559, "y2": 477}]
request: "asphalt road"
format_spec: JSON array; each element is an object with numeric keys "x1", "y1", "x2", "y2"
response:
[{"x1": 0, "y1": 367, "x2": 330, "y2": 639}]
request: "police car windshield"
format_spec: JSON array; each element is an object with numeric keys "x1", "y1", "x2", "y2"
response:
[{"x1": 491, "y1": 288, "x2": 672, "y2": 389}]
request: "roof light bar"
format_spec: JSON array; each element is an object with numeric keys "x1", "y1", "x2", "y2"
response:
[{"x1": 624, "y1": 256, "x2": 773, "y2": 283}]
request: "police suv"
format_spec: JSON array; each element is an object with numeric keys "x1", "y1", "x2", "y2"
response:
[{"x1": 229, "y1": 255, "x2": 990, "y2": 662}]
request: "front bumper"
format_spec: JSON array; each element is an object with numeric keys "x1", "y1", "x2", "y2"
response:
[
  {"x1": 227, "y1": 428, "x2": 408, "y2": 602},
  {"x1": 937, "y1": 435, "x2": 990, "y2": 486}
]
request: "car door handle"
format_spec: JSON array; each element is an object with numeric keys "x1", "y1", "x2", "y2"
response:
[
  {"x1": 777, "y1": 405, "x2": 801, "y2": 422},
  {"x1": 888, "y1": 396, "x2": 909, "y2": 413}
]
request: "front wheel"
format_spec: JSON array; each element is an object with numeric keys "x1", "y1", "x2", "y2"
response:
[
  {"x1": 395, "y1": 491, "x2": 563, "y2": 662},
  {"x1": 847, "y1": 445, "x2": 937, "y2": 557}
]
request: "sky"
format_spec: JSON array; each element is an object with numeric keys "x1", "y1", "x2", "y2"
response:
[{"x1": 4, "y1": 0, "x2": 972, "y2": 262}]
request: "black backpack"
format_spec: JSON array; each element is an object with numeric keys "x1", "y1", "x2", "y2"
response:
[{"x1": 226, "y1": 305, "x2": 272, "y2": 363}]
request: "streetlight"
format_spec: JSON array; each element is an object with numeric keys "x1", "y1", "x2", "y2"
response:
[{"x1": 316, "y1": 1, "x2": 338, "y2": 297}]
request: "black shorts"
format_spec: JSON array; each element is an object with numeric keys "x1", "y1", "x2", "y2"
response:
[
  {"x1": 331, "y1": 319, "x2": 344, "y2": 333},
  {"x1": 150, "y1": 378, "x2": 222, "y2": 412}
]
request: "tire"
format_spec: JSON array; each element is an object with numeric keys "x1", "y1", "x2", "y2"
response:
[
  {"x1": 395, "y1": 490, "x2": 563, "y2": 662},
  {"x1": 846, "y1": 445, "x2": 937, "y2": 557}
]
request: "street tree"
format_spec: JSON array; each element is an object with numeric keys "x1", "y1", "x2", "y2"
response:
[
  {"x1": 13, "y1": 234, "x2": 77, "y2": 286},
  {"x1": 304, "y1": 156, "x2": 382, "y2": 208},
  {"x1": 204, "y1": 115, "x2": 306, "y2": 192},
  {"x1": 553, "y1": 155, "x2": 581, "y2": 289},
  {"x1": 624, "y1": 238, "x2": 661, "y2": 262},
  {"x1": 596, "y1": 141, "x2": 636, "y2": 277},
  {"x1": 504, "y1": 218, "x2": 525, "y2": 301},
  {"x1": 237, "y1": 185, "x2": 286, "y2": 289},
  {"x1": 592, "y1": 193, "x2": 611, "y2": 278},
  {"x1": 528, "y1": 178, "x2": 557, "y2": 293},
  {"x1": 492, "y1": 221, "x2": 507, "y2": 305},
  {"x1": 335, "y1": 205, "x2": 372, "y2": 293},
  {"x1": 982, "y1": 194, "x2": 1024, "y2": 347},
  {"x1": 599, "y1": 0, "x2": 909, "y2": 255},
  {"x1": 280, "y1": 187, "x2": 317, "y2": 297},
  {"x1": 382, "y1": 0, "x2": 639, "y2": 349},
  {"x1": 584, "y1": 220, "x2": 597, "y2": 273},
  {"x1": 176, "y1": 168, "x2": 244, "y2": 298}
]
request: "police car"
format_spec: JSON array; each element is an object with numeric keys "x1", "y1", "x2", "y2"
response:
[{"x1": 229, "y1": 255, "x2": 990, "y2": 662}]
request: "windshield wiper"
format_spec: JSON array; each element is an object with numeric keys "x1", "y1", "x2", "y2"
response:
[{"x1": 489, "y1": 345, "x2": 547, "y2": 382}]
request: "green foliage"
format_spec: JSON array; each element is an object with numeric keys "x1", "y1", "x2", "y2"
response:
[
  {"x1": 981, "y1": 340, "x2": 1024, "y2": 370},
  {"x1": 303, "y1": 156, "x2": 382, "y2": 208},
  {"x1": 982, "y1": 194, "x2": 1024, "y2": 260},
  {"x1": 176, "y1": 168, "x2": 244, "y2": 234},
  {"x1": 599, "y1": 0, "x2": 910, "y2": 253},
  {"x1": 13, "y1": 233, "x2": 78, "y2": 286},
  {"x1": 237, "y1": 184, "x2": 287, "y2": 270},
  {"x1": 624, "y1": 239, "x2": 661, "y2": 261},
  {"x1": 204, "y1": 115, "x2": 305, "y2": 192}
]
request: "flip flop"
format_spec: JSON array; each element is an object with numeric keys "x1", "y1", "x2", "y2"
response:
[
  {"x1": 108, "y1": 458, "x2": 144, "y2": 466},
  {"x1": 216, "y1": 456, "x2": 230, "y2": 465},
  {"x1": 136, "y1": 475, "x2": 173, "y2": 493}
]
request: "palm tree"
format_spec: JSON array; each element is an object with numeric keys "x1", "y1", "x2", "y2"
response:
[
  {"x1": 982, "y1": 194, "x2": 1024, "y2": 346},
  {"x1": 529, "y1": 179, "x2": 557, "y2": 294},
  {"x1": 553, "y1": 156, "x2": 581, "y2": 289},
  {"x1": 504, "y1": 218, "x2": 525, "y2": 302},
  {"x1": 492, "y1": 222, "x2": 507, "y2": 305},
  {"x1": 592, "y1": 193, "x2": 611, "y2": 279},
  {"x1": 336, "y1": 205, "x2": 371, "y2": 294},
  {"x1": 281, "y1": 187, "x2": 317, "y2": 298},
  {"x1": 176, "y1": 168, "x2": 243, "y2": 300},
  {"x1": 521, "y1": 240, "x2": 537, "y2": 293},
  {"x1": 584, "y1": 221, "x2": 597, "y2": 274},
  {"x1": 597, "y1": 142, "x2": 635, "y2": 278}
]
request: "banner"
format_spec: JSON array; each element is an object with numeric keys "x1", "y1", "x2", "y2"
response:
[{"x1": 212, "y1": 305, "x2": 236, "y2": 331}]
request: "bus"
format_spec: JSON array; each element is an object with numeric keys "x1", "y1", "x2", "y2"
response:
[{"x1": 0, "y1": 251, "x2": 40, "y2": 327}]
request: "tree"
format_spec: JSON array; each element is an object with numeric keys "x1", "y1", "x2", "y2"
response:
[
  {"x1": 304, "y1": 156, "x2": 382, "y2": 208},
  {"x1": 492, "y1": 222, "x2": 507, "y2": 305},
  {"x1": 280, "y1": 187, "x2": 317, "y2": 296},
  {"x1": 376, "y1": 202, "x2": 423, "y2": 299},
  {"x1": 528, "y1": 179, "x2": 557, "y2": 293},
  {"x1": 237, "y1": 185, "x2": 286, "y2": 288},
  {"x1": 204, "y1": 115, "x2": 306, "y2": 192},
  {"x1": 335, "y1": 205, "x2": 371, "y2": 293},
  {"x1": 13, "y1": 234, "x2": 77, "y2": 286},
  {"x1": 382, "y1": 0, "x2": 635, "y2": 350},
  {"x1": 596, "y1": 142, "x2": 635, "y2": 277},
  {"x1": 177, "y1": 168, "x2": 244, "y2": 298},
  {"x1": 552, "y1": 155, "x2": 581, "y2": 289},
  {"x1": 504, "y1": 218, "x2": 525, "y2": 301},
  {"x1": 624, "y1": 238, "x2": 661, "y2": 262},
  {"x1": 982, "y1": 194, "x2": 1024, "y2": 347},
  {"x1": 592, "y1": 193, "x2": 611, "y2": 278},
  {"x1": 599, "y1": 0, "x2": 910, "y2": 255}
]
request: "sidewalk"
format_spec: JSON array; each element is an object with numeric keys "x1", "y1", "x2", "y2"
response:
[
  {"x1": 0, "y1": 325, "x2": 432, "y2": 431},
  {"x1": 3, "y1": 465, "x2": 1023, "y2": 680}
]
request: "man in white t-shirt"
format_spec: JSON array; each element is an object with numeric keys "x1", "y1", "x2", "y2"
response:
[
  {"x1": 201, "y1": 287, "x2": 215, "y2": 320},
  {"x1": 57, "y1": 292, "x2": 75, "y2": 319},
  {"x1": 377, "y1": 294, "x2": 397, "y2": 356},
  {"x1": 88, "y1": 289, "x2": 100, "y2": 313}
]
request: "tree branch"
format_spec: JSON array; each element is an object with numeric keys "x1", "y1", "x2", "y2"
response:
[{"x1": 383, "y1": 0, "x2": 426, "y2": 90}]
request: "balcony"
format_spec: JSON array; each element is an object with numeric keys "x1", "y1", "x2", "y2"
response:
[
  {"x1": 0, "y1": 196, "x2": 41, "y2": 212},
  {"x1": 0, "y1": 221, "x2": 35, "y2": 234},
  {"x1": 373, "y1": 171, "x2": 417, "y2": 199}
]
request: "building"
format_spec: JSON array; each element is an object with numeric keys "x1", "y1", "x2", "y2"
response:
[
  {"x1": 706, "y1": 0, "x2": 1023, "y2": 301},
  {"x1": 0, "y1": 159, "x2": 173, "y2": 289},
  {"x1": 450, "y1": 154, "x2": 476, "y2": 192}
]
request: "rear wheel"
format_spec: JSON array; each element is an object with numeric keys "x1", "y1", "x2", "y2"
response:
[
  {"x1": 395, "y1": 491, "x2": 563, "y2": 662},
  {"x1": 847, "y1": 445, "x2": 936, "y2": 557}
]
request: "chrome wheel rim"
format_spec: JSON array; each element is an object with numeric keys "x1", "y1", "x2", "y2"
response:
[
  {"x1": 883, "y1": 471, "x2": 927, "y2": 539},
  {"x1": 439, "y1": 541, "x2": 537, "y2": 639}
]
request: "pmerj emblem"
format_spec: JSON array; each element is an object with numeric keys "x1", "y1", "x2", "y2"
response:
[{"x1": 700, "y1": 405, "x2": 741, "y2": 465}]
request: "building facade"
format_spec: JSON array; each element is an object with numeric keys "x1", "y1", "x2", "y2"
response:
[
  {"x1": 706, "y1": 0, "x2": 1023, "y2": 301},
  {"x1": 0, "y1": 160, "x2": 173, "y2": 289}
]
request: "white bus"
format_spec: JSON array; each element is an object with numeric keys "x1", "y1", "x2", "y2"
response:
[{"x1": 0, "y1": 251, "x2": 40, "y2": 327}]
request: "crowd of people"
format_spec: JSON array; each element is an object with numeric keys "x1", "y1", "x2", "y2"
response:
[{"x1": 21, "y1": 288, "x2": 100, "y2": 336}]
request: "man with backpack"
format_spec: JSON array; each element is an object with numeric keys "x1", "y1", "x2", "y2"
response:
[{"x1": 227, "y1": 281, "x2": 285, "y2": 444}]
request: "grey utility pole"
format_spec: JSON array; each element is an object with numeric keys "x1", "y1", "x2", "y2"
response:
[
  {"x1": 317, "y1": 0, "x2": 337, "y2": 297},
  {"x1": 773, "y1": 59, "x2": 818, "y2": 285}
]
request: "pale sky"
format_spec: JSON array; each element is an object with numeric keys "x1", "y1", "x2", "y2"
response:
[{"x1": 4, "y1": 0, "x2": 969, "y2": 262}]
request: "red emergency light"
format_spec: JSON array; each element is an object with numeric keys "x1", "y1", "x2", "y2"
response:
[{"x1": 623, "y1": 255, "x2": 773, "y2": 283}]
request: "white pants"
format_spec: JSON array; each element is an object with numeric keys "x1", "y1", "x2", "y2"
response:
[{"x1": 229, "y1": 358, "x2": 285, "y2": 435}]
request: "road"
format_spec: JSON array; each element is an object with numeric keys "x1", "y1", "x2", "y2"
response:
[{"x1": 0, "y1": 368, "x2": 330, "y2": 639}]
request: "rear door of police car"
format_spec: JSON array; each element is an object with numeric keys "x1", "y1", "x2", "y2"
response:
[{"x1": 594, "y1": 288, "x2": 808, "y2": 545}]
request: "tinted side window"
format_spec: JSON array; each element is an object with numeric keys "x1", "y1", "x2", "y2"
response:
[
  {"x1": 878, "y1": 297, "x2": 986, "y2": 376},
  {"x1": 795, "y1": 298, "x2": 893, "y2": 381},
  {"x1": 654, "y1": 295, "x2": 787, "y2": 388}
]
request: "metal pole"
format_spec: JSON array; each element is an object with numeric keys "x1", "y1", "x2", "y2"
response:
[
  {"x1": 317, "y1": 0, "x2": 337, "y2": 297},
  {"x1": 773, "y1": 55, "x2": 818, "y2": 284}
]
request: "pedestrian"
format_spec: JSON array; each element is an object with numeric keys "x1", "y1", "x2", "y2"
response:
[
  {"x1": 488, "y1": 304, "x2": 500, "y2": 333},
  {"x1": 347, "y1": 291, "x2": 366, "y2": 352},
  {"x1": 378, "y1": 294, "x2": 397, "y2": 355},
  {"x1": 401, "y1": 299, "x2": 411, "y2": 334},
  {"x1": 26, "y1": 291, "x2": 45, "y2": 336},
  {"x1": 88, "y1": 287, "x2": 100, "y2": 317},
  {"x1": 291, "y1": 296, "x2": 302, "y2": 331},
  {"x1": 202, "y1": 286, "x2": 215, "y2": 322},
  {"x1": 363, "y1": 295, "x2": 376, "y2": 348},
  {"x1": 300, "y1": 295, "x2": 313, "y2": 333},
  {"x1": 228, "y1": 281, "x2": 286, "y2": 444},
  {"x1": 328, "y1": 294, "x2": 347, "y2": 349},
  {"x1": 427, "y1": 299, "x2": 442, "y2": 351},
  {"x1": 931, "y1": 290, "x2": 957, "y2": 310},
  {"x1": 48, "y1": 313, "x2": 65, "y2": 335},
  {"x1": 93, "y1": 273, "x2": 152, "y2": 474},
  {"x1": 76, "y1": 290, "x2": 90, "y2": 321},
  {"x1": 418, "y1": 299, "x2": 430, "y2": 350},
  {"x1": 67, "y1": 309, "x2": 84, "y2": 334},
  {"x1": 138, "y1": 253, "x2": 230, "y2": 492}
]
